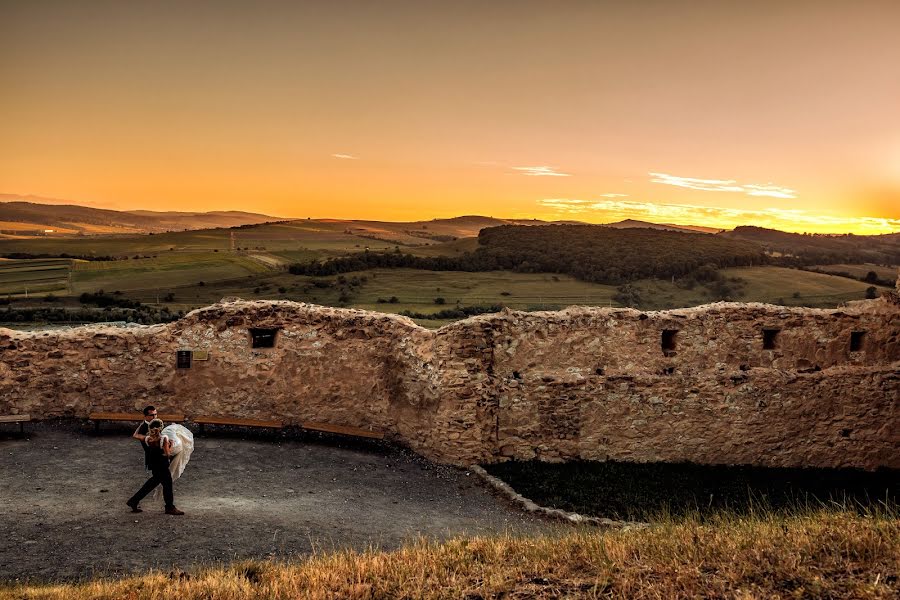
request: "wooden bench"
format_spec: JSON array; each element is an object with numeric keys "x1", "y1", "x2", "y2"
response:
[
  {"x1": 301, "y1": 421, "x2": 384, "y2": 440},
  {"x1": 88, "y1": 412, "x2": 186, "y2": 433},
  {"x1": 193, "y1": 415, "x2": 283, "y2": 434},
  {"x1": 0, "y1": 414, "x2": 30, "y2": 434}
]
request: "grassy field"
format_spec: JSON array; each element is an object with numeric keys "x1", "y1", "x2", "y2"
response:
[
  {"x1": 2, "y1": 511, "x2": 896, "y2": 599},
  {"x1": 4, "y1": 259, "x2": 894, "y2": 328},
  {"x1": 721, "y1": 266, "x2": 889, "y2": 305},
  {"x1": 810, "y1": 263, "x2": 898, "y2": 281},
  {"x1": 629, "y1": 266, "x2": 890, "y2": 310},
  {"x1": 2, "y1": 230, "x2": 895, "y2": 328},
  {"x1": 69, "y1": 252, "x2": 270, "y2": 294},
  {"x1": 0, "y1": 258, "x2": 72, "y2": 295}
]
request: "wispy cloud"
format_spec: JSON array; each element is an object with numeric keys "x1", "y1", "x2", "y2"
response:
[
  {"x1": 599, "y1": 193, "x2": 628, "y2": 198},
  {"x1": 650, "y1": 172, "x2": 796, "y2": 199},
  {"x1": 331, "y1": 153, "x2": 359, "y2": 160},
  {"x1": 537, "y1": 197, "x2": 900, "y2": 234},
  {"x1": 513, "y1": 166, "x2": 571, "y2": 177}
]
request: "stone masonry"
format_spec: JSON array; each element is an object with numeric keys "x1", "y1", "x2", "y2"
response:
[{"x1": 2, "y1": 290, "x2": 898, "y2": 470}]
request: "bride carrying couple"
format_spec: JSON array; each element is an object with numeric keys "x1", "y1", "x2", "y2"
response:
[{"x1": 126, "y1": 405, "x2": 194, "y2": 515}]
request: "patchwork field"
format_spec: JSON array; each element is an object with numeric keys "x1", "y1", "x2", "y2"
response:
[
  {"x1": 1, "y1": 220, "x2": 895, "y2": 329},
  {"x1": 0, "y1": 258, "x2": 72, "y2": 295},
  {"x1": 0, "y1": 220, "x2": 463, "y2": 258},
  {"x1": 69, "y1": 252, "x2": 270, "y2": 294}
]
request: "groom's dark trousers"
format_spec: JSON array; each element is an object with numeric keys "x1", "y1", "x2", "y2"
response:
[{"x1": 128, "y1": 447, "x2": 174, "y2": 509}]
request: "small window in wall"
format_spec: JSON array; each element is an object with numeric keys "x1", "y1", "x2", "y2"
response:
[
  {"x1": 763, "y1": 329, "x2": 780, "y2": 350},
  {"x1": 850, "y1": 331, "x2": 866, "y2": 352},
  {"x1": 176, "y1": 350, "x2": 192, "y2": 369},
  {"x1": 661, "y1": 330, "x2": 678, "y2": 353},
  {"x1": 250, "y1": 328, "x2": 279, "y2": 348}
]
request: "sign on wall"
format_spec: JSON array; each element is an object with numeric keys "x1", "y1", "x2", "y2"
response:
[{"x1": 176, "y1": 350, "x2": 192, "y2": 369}]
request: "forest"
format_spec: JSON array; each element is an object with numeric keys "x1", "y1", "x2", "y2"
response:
[{"x1": 289, "y1": 225, "x2": 769, "y2": 284}]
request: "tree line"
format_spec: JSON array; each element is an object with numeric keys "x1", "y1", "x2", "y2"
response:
[{"x1": 289, "y1": 225, "x2": 769, "y2": 284}]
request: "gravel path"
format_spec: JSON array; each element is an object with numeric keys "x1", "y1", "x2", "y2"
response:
[{"x1": 0, "y1": 422, "x2": 557, "y2": 583}]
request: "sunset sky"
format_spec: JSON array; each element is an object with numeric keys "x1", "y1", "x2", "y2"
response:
[{"x1": 2, "y1": 1, "x2": 899, "y2": 233}]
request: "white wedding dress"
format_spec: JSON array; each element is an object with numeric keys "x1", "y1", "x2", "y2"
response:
[
  {"x1": 161, "y1": 423, "x2": 194, "y2": 480},
  {"x1": 151, "y1": 424, "x2": 195, "y2": 501}
]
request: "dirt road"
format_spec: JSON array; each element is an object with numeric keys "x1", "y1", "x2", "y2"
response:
[{"x1": 0, "y1": 422, "x2": 555, "y2": 582}]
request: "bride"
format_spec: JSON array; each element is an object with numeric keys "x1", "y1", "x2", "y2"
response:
[{"x1": 146, "y1": 418, "x2": 194, "y2": 482}]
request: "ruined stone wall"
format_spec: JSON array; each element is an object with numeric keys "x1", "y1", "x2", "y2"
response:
[{"x1": 2, "y1": 296, "x2": 898, "y2": 470}]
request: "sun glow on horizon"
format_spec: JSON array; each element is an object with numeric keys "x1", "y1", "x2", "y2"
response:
[
  {"x1": 3, "y1": 2, "x2": 900, "y2": 236},
  {"x1": 535, "y1": 198, "x2": 900, "y2": 235}
]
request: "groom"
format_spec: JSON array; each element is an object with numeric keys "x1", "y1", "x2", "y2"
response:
[{"x1": 127, "y1": 405, "x2": 184, "y2": 515}]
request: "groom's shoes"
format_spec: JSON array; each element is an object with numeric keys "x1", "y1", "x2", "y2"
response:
[
  {"x1": 165, "y1": 507, "x2": 185, "y2": 515},
  {"x1": 126, "y1": 500, "x2": 142, "y2": 513}
]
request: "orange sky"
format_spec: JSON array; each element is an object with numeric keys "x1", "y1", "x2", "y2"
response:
[{"x1": 2, "y1": 1, "x2": 899, "y2": 233}]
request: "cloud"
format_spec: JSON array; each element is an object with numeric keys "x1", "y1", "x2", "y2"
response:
[
  {"x1": 331, "y1": 153, "x2": 359, "y2": 160},
  {"x1": 599, "y1": 193, "x2": 628, "y2": 198},
  {"x1": 537, "y1": 197, "x2": 900, "y2": 234},
  {"x1": 650, "y1": 172, "x2": 796, "y2": 199},
  {"x1": 513, "y1": 166, "x2": 571, "y2": 177}
]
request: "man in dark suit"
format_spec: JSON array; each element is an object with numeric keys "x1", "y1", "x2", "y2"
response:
[
  {"x1": 132, "y1": 405, "x2": 157, "y2": 471},
  {"x1": 126, "y1": 406, "x2": 184, "y2": 515}
]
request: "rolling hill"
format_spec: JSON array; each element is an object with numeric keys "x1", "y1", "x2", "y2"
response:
[
  {"x1": 722, "y1": 226, "x2": 900, "y2": 265},
  {"x1": 0, "y1": 198, "x2": 281, "y2": 235}
]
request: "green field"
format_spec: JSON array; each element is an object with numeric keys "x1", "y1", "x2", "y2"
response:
[
  {"x1": 627, "y1": 266, "x2": 889, "y2": 310},
  {"x1": 0, "y1": 258, "x2": 72, "y2": 295},
  {"x1": 69, "y1": 252, "x2": 271, "y2": 294},
  {"x1": 809, "y1": 263, "x2": 898, "y2": 281},
  {"x1": 2, "y1": 228, "x2": 895, "y2": 328}
]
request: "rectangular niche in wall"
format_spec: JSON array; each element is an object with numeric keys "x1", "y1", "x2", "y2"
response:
[
  {"x1": 850, "y1": 330, "x2": 866, "y2": 352},
  {"x1": 661, "y1": 329, "x2": 678, "y2": 355},
  {"x1": 249, "y1": 328, "x2": 280, "y2": 348},
  {"x1": 762, "y1": 328, "x2": 780, "y2": 350},
  {"x1": 176, "y1": 350, "x2": 192, "y2": 369}
]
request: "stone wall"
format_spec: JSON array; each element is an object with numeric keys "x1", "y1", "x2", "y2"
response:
[{"x1": 2, "y1": 294, "x2": 898, "y2": 470}]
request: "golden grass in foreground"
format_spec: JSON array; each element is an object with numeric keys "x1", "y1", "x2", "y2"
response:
[{"x1": 3, "y1": 512, "x2": 898, "y2": 599}]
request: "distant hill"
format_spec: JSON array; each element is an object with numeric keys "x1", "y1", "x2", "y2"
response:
[
  {"x1": 721, "y1": 226, "x2": 900, "y2": 265},
  {"x1": 0, "y1": 198, "x2": 281, "y2": 235},
  {"x1": 603, "y1": 219, "x2": 720, "y2": 234}
]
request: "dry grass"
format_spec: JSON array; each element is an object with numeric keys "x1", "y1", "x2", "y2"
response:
[{"x1": 3, "y1": 511, "x2": 898, "y2": 599}]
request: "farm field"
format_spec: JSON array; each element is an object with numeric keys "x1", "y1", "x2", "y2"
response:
[
  {"x1": 719, "y1": 265, "x2": 888, "y2": 305},
  {"x1": 809, "y1": 263, "x2": 898, "y2": 281},
  {"x1": 112, "y1": 268, "x2": 620, "y2": 315},
  {"x1": 629, "y1": 266, "x2": 889, "y2": 310},
  {"x1": 69, "y1": 252, "x2": 270, "y2": 294},
  {"x1": 0, "y1": 221, "x2": 421, "y2": 258},
  {"x1": 0, "y1": 258, "x2": 72, "y2": 295}
]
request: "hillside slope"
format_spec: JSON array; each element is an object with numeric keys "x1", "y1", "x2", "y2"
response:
[{"x1": 0, "y1": 200, "x2": 279, "y2": 234}]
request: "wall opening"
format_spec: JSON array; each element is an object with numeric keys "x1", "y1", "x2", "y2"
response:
[
  {"x1": 249, "y1": 328, "x2": 279, "y2": 348},
  {"x1": 661, "y1": 330, "x2": 678, "y2": 354},
  {"x1": 850, "y1": 331, "x2": 866, "y2": 352},
  {"x1": 762, "y1": 329, "x2": 780, "y2": 350}
]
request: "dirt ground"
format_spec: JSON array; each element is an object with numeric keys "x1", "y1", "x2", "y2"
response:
[{"x1": 0, "y1": 421, "x2": 557, "y2": 583}]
